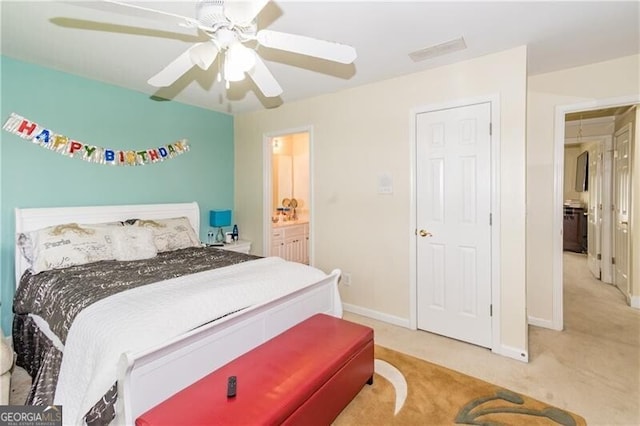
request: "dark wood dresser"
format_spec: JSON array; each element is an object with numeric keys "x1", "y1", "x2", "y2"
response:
[{"x1": 563, "y1": 206, "x2": 587, "y2": 253}]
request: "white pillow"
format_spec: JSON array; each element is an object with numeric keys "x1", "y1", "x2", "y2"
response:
[
  {"x1": 30, "y1": 223, "x2": 116, "y2": 274},
  {"x1": 130, "y1": 216, "x2": 200, "y2": 252},
  {"x1": 111, "y1": 227, "x2": 157, "y2": 261}
]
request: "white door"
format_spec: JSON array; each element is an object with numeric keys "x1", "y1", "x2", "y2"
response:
[
  {"x1": 613, "y1": 124, "x2": 631, "y2": 298},
  {"x1": 416, "y1": 102, "x2": 492, "y2": 348},
  {"x1": 600, "y1": 137, "x2": 614, "y2": 284},
  {"x1": 587, "y1": 145, "x2": 601, "y2": 279}
]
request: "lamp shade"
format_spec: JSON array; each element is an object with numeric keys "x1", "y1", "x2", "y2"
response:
[{"x1": 209, "y1": 210, "x2": 232, "y2": 227}]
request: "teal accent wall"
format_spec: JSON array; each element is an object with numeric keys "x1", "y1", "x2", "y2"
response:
[{"x1": 0, "y1": 56, "x2": 235, "y2": 335}]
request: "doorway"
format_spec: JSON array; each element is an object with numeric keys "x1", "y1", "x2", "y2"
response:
[
  {"x1": 262, "y1": 128, "x2": 313, "y2": 264},
  {"x1": 563, "y1": 117, "x2": 614, "y2": 283},
  {"x1": 553, "y1": 97, "x2": 639, "y2": 329}
]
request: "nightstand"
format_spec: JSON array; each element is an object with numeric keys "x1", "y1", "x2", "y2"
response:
[{"x1": 217, "y1": 240, "x2": 252, "y2": 254}]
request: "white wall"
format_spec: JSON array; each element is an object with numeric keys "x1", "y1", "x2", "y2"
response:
[
  {"x1": 527, "y1": 54, "x2": 640, "y2": 323},
  {"x1": 564, "y1": 141, "x2": 598, "y2": 207},
  {"x1": 236, "y1": 46, "x2": 528, "y2": 355},
  {"x1": 564, "y1": 145, "x2": 582, "y2": 201},
  {"x1": 634, "y1": 108, "x2": 640, "y2": 307}
]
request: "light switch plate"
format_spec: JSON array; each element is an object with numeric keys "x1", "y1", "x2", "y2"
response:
[{"x1": 378, "y1": 172, "x2": 393, "y2": 194}]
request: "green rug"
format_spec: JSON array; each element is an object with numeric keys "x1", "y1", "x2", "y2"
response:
[{"x1": 334, "y1": 345, "x2": 586, "y2": 425}]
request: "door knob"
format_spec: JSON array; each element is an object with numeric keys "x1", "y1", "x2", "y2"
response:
[{"x1": 419, "y1": 229, "x2": 432, "y2": 237}]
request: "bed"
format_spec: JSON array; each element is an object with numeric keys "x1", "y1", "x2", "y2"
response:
[{"x1": 12, "y1": 202, "x2": 342, "y2": 425}]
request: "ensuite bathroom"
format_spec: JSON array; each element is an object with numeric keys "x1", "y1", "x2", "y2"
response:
[{"x1": 270, "y1": 132, "x2": 310, "y2": 264}]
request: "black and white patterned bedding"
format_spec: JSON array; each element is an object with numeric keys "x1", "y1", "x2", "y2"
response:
[{"x1": 12, "y1": 246, "x2": 260, "y2": 425}]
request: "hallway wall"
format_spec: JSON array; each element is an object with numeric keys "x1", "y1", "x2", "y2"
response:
[{"x1": 526, "y1": 54, "x2": 640, "y2": 325}]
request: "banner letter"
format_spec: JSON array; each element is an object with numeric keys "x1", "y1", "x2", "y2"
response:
[
  {"x1": 125, "y1": 151, "x2": 136, "y2": 165},
  {"x1": 69, "y1": 141, "x2": 83, "y2": 155},
  {"x1": 17, "y1": 120, "x2": 37, "y2": 137},
  {"x1": 52, "y1": 135, "x2": 68, "y2": 150},
  {"x1": 84, "y1": 145, "x2": 97, "y2": 157},
  {"x1": 34, "y1": 129, "x2": 51, "y2": 144}
]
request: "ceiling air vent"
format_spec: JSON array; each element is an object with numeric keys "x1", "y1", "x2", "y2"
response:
[{"x1": 409, "y1": 37, "x2": 467, "y2": 62}]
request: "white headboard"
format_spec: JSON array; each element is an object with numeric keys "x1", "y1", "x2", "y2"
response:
[{"x1": 14, "y1": 202, "x2": 200, "y2": 286}]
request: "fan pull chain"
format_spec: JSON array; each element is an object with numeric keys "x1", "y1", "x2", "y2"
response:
[{"x1": 217, "y1": 55, "x2": 222, "y2": 82}]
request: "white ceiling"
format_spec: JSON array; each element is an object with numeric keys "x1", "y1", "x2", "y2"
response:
[{"x1": 1, "y1": 1, "x2": 639, "y2": 115}]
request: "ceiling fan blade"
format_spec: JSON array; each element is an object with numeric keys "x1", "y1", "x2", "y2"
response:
[
  {"x1": 247, "y1": 53, "x2": 283, "y2": 98},
  {"x1": 223, "y1": 0, "x2": 270, "y2": 26},
  {"x1": 66, "y1": 0, "x2": 201, "y2": 31},
  {"x1": 189, "y1": 42, "x2": 219, "y2": 70},
  {"x1": 148, "y1": 45, "x2": 200, "y2": 87},
  {"x1": 257, "y1": 30, "x2": 357, "y2": 64}
]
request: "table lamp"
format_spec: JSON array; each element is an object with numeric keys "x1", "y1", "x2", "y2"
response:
[{"x1": 209, "y1": 210, "x2": 231, "y2": 243}]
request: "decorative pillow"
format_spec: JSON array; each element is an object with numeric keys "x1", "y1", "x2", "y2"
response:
[
  {"x1": 30, "y1": 223, "x2": 117, "y2": 274},
  {"x1": 16, "y1": 232, "x2": 35, "y2": 265},
  {"x1": 127, "y1": 216, "x2": 200, "y2": 253},
  {"x1": 110, "y1": 227, "x2": 157, "y2": 261}
]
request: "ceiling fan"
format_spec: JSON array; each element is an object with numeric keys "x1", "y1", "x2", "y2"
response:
[{"x1": 70, "y1": 0, "x2": 358, "y2": 98}]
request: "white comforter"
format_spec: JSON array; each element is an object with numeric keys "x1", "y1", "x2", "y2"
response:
[{"x1": 54, "y1": 256, "x2": 328, "y2": 425}]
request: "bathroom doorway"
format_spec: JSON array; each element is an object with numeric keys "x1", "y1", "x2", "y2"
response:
[{"x1": 262, "y1": 128, "x2": 313, "y2": 264}]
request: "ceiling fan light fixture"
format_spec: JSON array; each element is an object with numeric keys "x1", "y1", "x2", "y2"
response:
[
  {"x1": 227, "y1": 41, "x2": 256, "y2": 72},
  {"x1": 224, "y1": 55, "x2": 246, "y2": 82},
  {"x1": 222, "y1": 41, "x2": 256, "y2": 83}
]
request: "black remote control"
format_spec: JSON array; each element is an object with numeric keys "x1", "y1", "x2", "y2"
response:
[{"x1": 227, "y1": 376, "x2": 237, "y2": 398}]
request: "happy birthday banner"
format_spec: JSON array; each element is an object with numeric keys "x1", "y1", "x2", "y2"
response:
[{"x1": 2, "y1": 113, "x2": 189, "y2": 166}]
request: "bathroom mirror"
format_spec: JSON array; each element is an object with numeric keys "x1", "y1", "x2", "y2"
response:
[{"x1": 271, "y1": 133, "x2": 309, "y2": 220}]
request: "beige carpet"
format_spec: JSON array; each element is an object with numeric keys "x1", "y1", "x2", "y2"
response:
[{"x1": 334, "y1": 345, "x2": 586, "y2": 425}]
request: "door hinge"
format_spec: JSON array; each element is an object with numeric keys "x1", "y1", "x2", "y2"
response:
[
  {"x1": 612, "y1": 257, "x2": 616, "y2": 265},
  {"x1": 489, "y1": 123, "x2": 492, "y2": 136},
  {"x1": 489, "y1": 213, "x2": 492, "y2": 226},
  {"x1": 490, "y1": 304, "x2": 493, "y2": 317},
  {"x1": 597, "y1": 253, "x2": 601, "y2": 260}
]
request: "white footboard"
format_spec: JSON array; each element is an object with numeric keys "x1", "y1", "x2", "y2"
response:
[{"x1": 115, "y1": 270, "x2": 342, "y2": 425}]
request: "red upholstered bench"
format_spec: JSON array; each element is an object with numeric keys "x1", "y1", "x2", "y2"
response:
[{"x1": 136, "y1": 314, "x2": 374, "y2": 426}]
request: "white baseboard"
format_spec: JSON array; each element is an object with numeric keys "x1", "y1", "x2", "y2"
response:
[
  {"x1": 344, "y1": 303, "x2": 530, "y2": 362},
  {"x1": 493, "y1": 343, "x2": 529, "y2": 363},
  {"x1": 631, "y1": 296, "x2": 640, "y2": 309},
  {"x1": 342, "y1": 303, "x2": 412, "y2": 329},
  {"x1": 527, "y1": 315, "x2": 555, "y2": 329}
]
